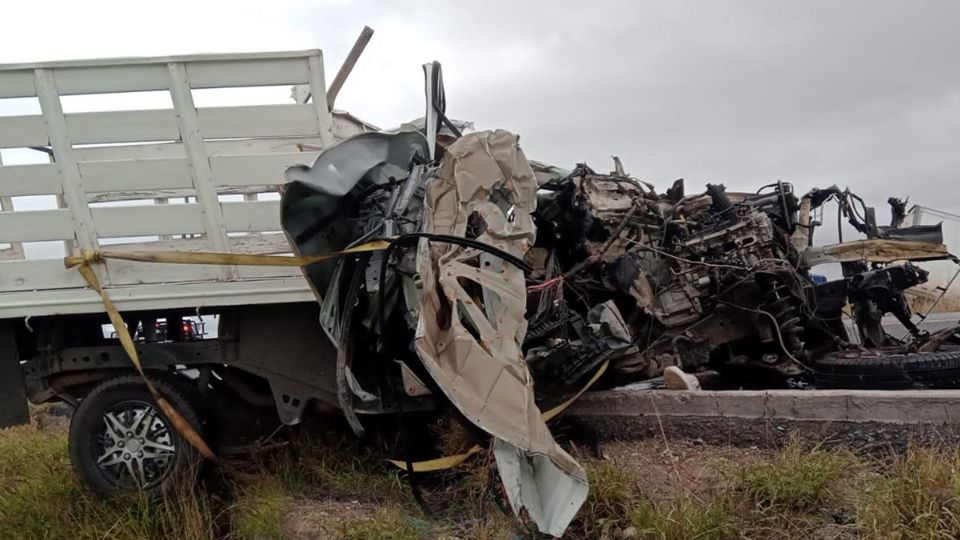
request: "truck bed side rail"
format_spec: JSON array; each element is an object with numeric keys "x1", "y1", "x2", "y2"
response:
[{"x1": 0, "y1": 50, "x2": 366, "y2": 317}]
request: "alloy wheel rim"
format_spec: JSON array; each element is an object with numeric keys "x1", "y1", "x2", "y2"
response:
[{"x1": 94, "y1": 400, "x2": 177, "y2": 490}]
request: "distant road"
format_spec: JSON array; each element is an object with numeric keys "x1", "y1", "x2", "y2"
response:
[{"x1": 881, "y1": 311, "x2": 960, "y2": 337}]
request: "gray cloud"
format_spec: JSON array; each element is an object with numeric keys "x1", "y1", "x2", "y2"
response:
[
  {"x1": 313, "y1": 0, "x2": 960, "y2": 224},
  {"x1": 2, "y1": 0, "x2": 957, "y2": 223}
]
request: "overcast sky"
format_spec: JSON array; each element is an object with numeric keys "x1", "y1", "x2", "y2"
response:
[{"x1": 2, "y1": 0, "x2": 959, "y2": 226}]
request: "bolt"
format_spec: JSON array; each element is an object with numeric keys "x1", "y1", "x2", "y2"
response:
[
  {"x1": 118, "y1": 441, "x2": 125, "y2": 448},
  {"x1": 139, "y1": 438, "x2": 144, "y2": 444},
  {"x1": 123, "y1": 453, "x2": 131, "y2": 460},
  {"x1": 126, "y1": 432, "x2": 133, "y2": 437},
  {"x1": 138, "y1": 451, "x2": 143, "y2": 458}
]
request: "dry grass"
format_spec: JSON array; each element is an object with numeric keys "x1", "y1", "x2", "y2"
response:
[
  {"x1": 855, "y1": 447, "x2": 960, "y2": 539},
  {"x1": 0, "y1": 423, "x2": 219, "y2": 540},
  {"x1": 567, "y1": 437, "x2": 960, "y2": 540},
  {"x1": 907, "y1": 293, "x2": 960, "y2": 314},
  {"x1": 8, "y1": 412, "x2": 960, "y2": 539},
  {"x1": 567, "y1": 456, "x2": 738, "y2": 540}
]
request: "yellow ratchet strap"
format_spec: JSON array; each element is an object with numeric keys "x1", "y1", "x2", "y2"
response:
[
  {"x1": 64, "y1": 239, "x2": 392, "y2": 462},
  {"x1": 63, "y1": 239, "x2": 392, "y2": 268},
  {"x1": 387, "y1": 358, "x2": 609, "y2": 473},
  {"x1": 73, "y1": 263, "x2": 218, "y2": 461}
]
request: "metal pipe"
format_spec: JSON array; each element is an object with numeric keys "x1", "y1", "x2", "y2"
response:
[{"x1": 326, "y1": 26, "x2": 374, "y2": 110}]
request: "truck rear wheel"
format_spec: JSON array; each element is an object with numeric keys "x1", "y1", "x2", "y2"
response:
[{"x1": 68, "y1": 374, "x2": 205, "y2": 496}]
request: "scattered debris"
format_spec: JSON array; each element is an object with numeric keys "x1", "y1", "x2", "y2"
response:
[
  {"x1": 663, "y1": 366, "x2": 701, "y2": 391},
  {"x1": 280, "y1": 105, "x2": 960, "y2": 536},
  {"x1": 276, "y1": 58, "x2": 960, "y2": 533}
]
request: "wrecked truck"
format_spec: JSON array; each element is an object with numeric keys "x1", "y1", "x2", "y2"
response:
[
  {"x1": 2, "y1": 49, "x2": 959, "y2": 536},
  {"x1": 278, "y1": 67, "x2": 960, "y2": 532}
]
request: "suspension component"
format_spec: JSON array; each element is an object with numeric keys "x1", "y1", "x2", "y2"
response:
[{"x1": 756, "y1": 273, "x2": 806, "y2": 360}]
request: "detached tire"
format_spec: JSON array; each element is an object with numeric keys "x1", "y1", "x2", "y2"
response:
[
  {"x1": 814, "y1": 348, "x2": 960, "y2": 389},
  {"x1": 68, "y1": 374, "x2": 206, "y2": 497}
]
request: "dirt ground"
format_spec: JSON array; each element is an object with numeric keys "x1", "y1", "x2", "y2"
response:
[
  {"x1": 271, "y1": 437, "x2": 773, "y2": 539},
  {"x1": 13, "y1": 403, "x2": 960, "y2": 539},
  {"x1": 596, "y1": 438, "x2": 769, "y2": 505}
]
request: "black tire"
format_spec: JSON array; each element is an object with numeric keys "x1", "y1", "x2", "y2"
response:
[
  {"x1": 813, "y1": 348, "x2": 960, "y2": 389},
  {"x1": 68, "y1": 374, "x2": 206, "y2": 497}
]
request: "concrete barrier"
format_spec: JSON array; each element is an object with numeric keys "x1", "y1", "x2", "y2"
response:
[
  {"x1": 570, "y1": 389, "x2": 960, "y2": 424},
  {"x1": 565, "y1": 389, "x2": 960, "y2": 449}
]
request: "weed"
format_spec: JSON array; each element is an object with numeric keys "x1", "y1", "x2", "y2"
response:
[
  {"x1": 625, "y1": 495, "x2": 737, "y2": 540},
  {"x1": 260, "y1": 432, "x2": 405, "y2": 502},
  {"x1": 741, "y1": 438, "x2": 853, "y2": 510},
  {"x1": 339, "y1": 507, "x2": 431, "y2": 540},
  {"x1": 230, "y1": 478, "x2": 292, "y2": 540},
  {"x1": 0, "y1": 424, "x2": 218, "y2": 540},
  {"x1": 12, "y1": 417, "x2": 960, "y2": 540},
  {"x1": 856, "y1": 446, "x2": 960, "y2": 539},
  {"x1": 574, "y1": 460, "x2": 636, "y2": 538},
  {"x1": 454, "y1": 510, "x2": 523, "y2": 540}
]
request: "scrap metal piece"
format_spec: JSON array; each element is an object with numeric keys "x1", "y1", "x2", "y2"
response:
[
  {"x1": 326, "y1": 26, "x2": 375, "y2": 110},
  {"x1": 802, "y1": 239, "x2": 951, "y2": 267},
  {"x1": 414, "y1": 129, "x2": 587, "y2": 536}
]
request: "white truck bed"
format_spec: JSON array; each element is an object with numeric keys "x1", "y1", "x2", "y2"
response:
[{"x1": 0, "y1": 50, "x2": 372, "y2": 318}]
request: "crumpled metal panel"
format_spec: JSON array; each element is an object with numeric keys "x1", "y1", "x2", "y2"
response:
[
  {"x1": 282, "y1": 130, "x2": 430, "y2": 301},
  {"x1": 414, "y1": 129, "x2": 587, "y2": 536},
  {"x1": 281, "y1": 131, "x2": 430, "y2": 434}
]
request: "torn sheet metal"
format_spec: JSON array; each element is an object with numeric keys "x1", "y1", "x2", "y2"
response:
[{"x1": 414, "y1": 130, "x2": 587, "y2": 536}]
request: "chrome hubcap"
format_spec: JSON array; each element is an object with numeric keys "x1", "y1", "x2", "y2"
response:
[{"x1": 96, "y1": 400, "x2": 176, "y2": 490}]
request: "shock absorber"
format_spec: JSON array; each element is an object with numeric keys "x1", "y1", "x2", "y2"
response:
[{"x1": 757, "y1": 273, "x2": 806, "y2": 359}]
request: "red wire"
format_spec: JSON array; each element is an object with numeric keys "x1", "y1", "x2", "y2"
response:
[{"x1": 527, "y1": 276, "x2": 563, "y2": 293}]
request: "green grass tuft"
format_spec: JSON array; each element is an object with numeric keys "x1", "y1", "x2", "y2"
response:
[
  {"x1": 258, "y1": 432, "x2": 405, "y2": 502},
  {"x1": 628, "y1": 496, "x2": 737, "y2": 540},
  {"x1": 741, "y1": 438, "x2": 852, "y2": 510},
  {"x1": 856, "y1": 447, "x2": 960, "y2": 539},
  {"x1": 339, "y1": 508, "x2": 431, "y2": 540},
  {"x1": 230, "y1": 478, "x2": 292, "y2": 540},
  {"x1": 575, "y1": 460, "x2": 637, "y2": 537},
  {"x1": 0, "y1": 424, "x2": 217, "y2": 540}
]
